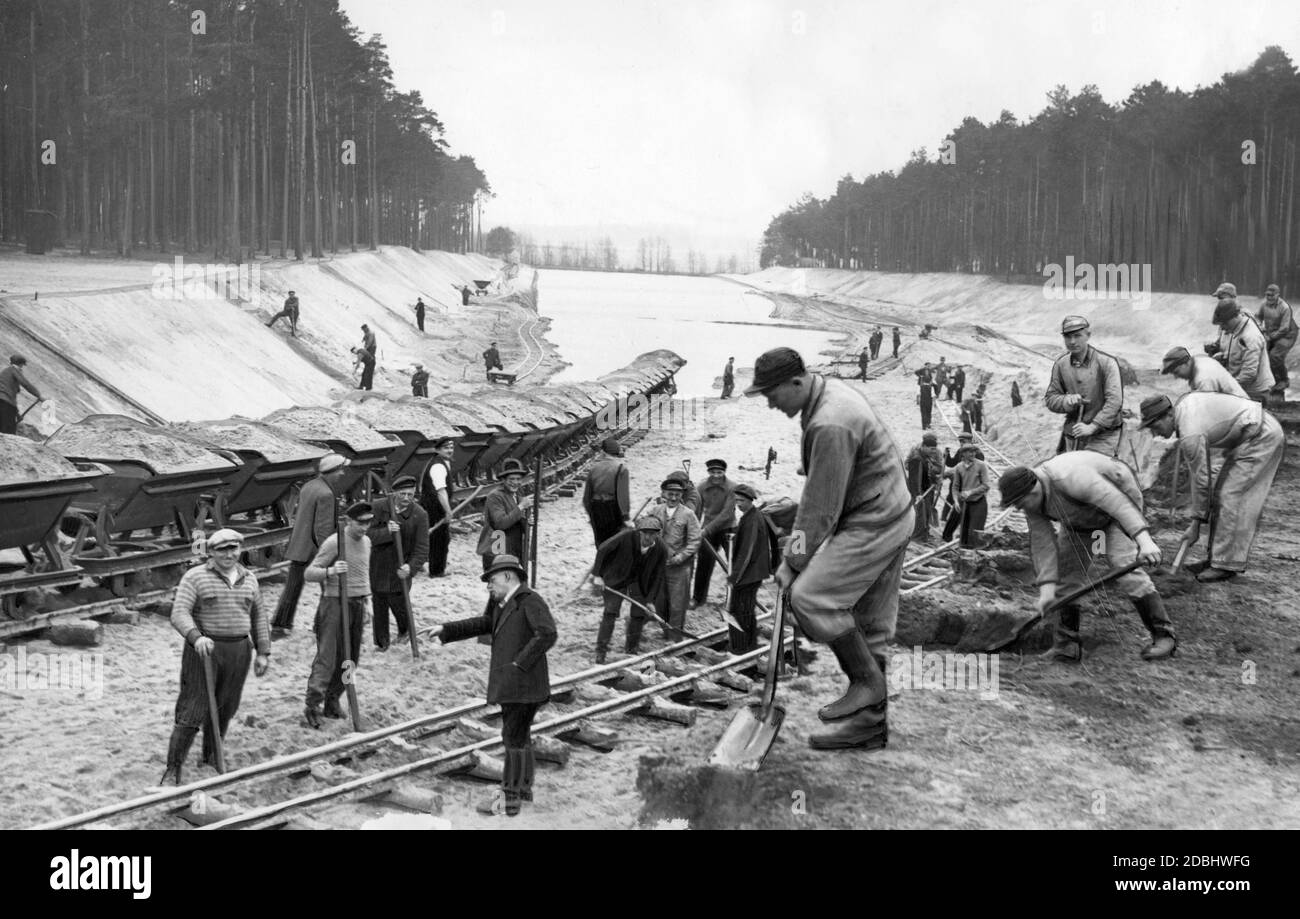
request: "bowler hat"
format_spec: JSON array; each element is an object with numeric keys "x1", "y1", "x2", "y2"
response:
[
  {"x1": 1138, "y1": 394, "x2": 1173, "y2": 428},
  {"x1": 499, "y1": 458, "x2": 527, "y2": 478},
  {"x1": 480, "y1": 554, "x2": 526, "y2": 581},
  {"x1": 998, "y1": 467, "x2": 1038, "y2": 506},
  {"x1": 1061, "y1": 315, "x2": 1090, "y2": 334},
  {"x1": 733, "y1": 483, "x2": 758, "y2": 501},
  {"x1": 1211, "y1": 299, "x2": 1240, "y2": 325},
  {"x1": 1161, "y1": 346, "x2": 1192, "y2": 374},
  {"x1": 391, "y1": 475, "x2": 417, "y2": 490},
  {"x1": 744, "y1": 347, "x2": 806, "y2": 396}
]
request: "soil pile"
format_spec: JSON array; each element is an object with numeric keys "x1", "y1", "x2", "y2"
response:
[
  {"x1": 261, "y1": 407, "x2": 401, "y2": 453},
  {"x1": 0, "y1": 433, "x2": 88, "y2": 485},
  {"x1": 46, "y1": 416, "x2": 237, "y2": 474},
  {"x1": 171, "y1": 418, "x2": 327, "y2": 464}
]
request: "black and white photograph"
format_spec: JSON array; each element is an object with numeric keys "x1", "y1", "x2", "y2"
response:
[{"x1": 0, "y1": 0, "x2": 1295, "y2": 865}]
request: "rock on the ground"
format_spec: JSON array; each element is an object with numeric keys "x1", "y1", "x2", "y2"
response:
[
  {"x1": 100, "y1": 607, "x2": 140, "y2": 625},
  {"x1": 45, "y1": 620, "x2": 102, "y2": 647}
]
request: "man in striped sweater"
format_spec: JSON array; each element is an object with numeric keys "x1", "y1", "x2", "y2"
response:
[
  {"x1": 162, "y1": 529, "x2": 271, "y2": 786},
  {"x1": 303, "y1": 502, "x2": 373, "y2": 727}
]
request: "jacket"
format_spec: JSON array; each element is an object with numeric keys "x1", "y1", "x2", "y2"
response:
[
  {"x1": 1045, "y1": 345, "x2": 1124, "y2": 433},
  {"x1": 1172, "y1": 392, "x2": 1268, "y2": 521},
  {"x1": 285, "y1": 475, "x2": 340, "y2": 564},
  {"x1": 477, "y1": 486, "x2": 528, "y2": 559},
  {"x1": 367, "y1": 496, "x2": 430, "y2": 594},
  {"x1": 905, "y1": 445, "x2": 943, "y2": 496},
  {"x1": 649, "y1": 502, "x2": 701, "y2": 565},
  {"x1": 1185, "y1": 355, "x2": 1248, "y2": 398},
  {"x1": 593, "y1": 529, "x2": 668, "y2": 613},
  {"x1": 439, "y1": 585, "x2": 557, "y2": 704},
  {"x1": 789, "y1": 374, "x2": 910, "y2": 571},
  {"x1": 696, "y1": 476, "x2": 737, "y2": 538},
  {"x1": 0, "y1": 365, "x2": 41, "y2": 407},
  {"x1": 951, "y1": 459, "x2": 990, "y2": 504},
  {"x1": 729, "y1": 506, "x2": 776, "y2": 587},
  {"x1": 1211, "y1": 315, "x2": 1274, "y2": 395},
  {"x1": 1257, "y1": 298, "x2": 1296, "y2": 344},
  {"x1": 582, "y1": 456, "x2": 630, "y2": 519},
  {"x1": 1023, "y1": 451, "x2": 1149, "y2": 587}
]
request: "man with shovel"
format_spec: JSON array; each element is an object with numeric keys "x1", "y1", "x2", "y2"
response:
[
  {"x1": 649, "y1": 477, "x2": 701, "y2": 639},
  {"x1": 996, "y1": 453, "x2": 1174, "y2": 662},
  {"x1": 0, "y1": 354, "x2": 42, "y2": 435},
  {"x1": 591, "y1": 516, "x2": 670, "y2": 660},
  {"x1": 747, "y1": 346, "x2": 913, "y2": 751},
  {"x1": 367, "y1": 476, "x2": 428, "y2": 651},
  {"x1": 1045, "y1": 315, "x2": 1124, "y2": 456},
  {"x1": 162, "y1": 529, "x2": 271, "y2": 785}
]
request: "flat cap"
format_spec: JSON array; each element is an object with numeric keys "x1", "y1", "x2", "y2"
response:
[
  {"x1": 1061, "y1": 315, "x2": 1090, "y2": 334},
  {"x1": 391, "y1": 475, "x2": 417, "y2": 490},
  {"x1": 1138, "y1": 394, "x2": 1174, "y2": 428},
  {"x1": 921, "y1": 432, "x2": 938, "y2": 446},
  {"x1": 432, "y1": 436, "x2": 455, "y2": 448},
  {"x1": 998, "y1": 467, "x2": 1038, "y2": 506},
  {"x1": 1161, "y1": 346, "x2": 1192, "y2": 374},
  {"x1": 1212, "y1": 299, "x2": 1240, "y2": 325},
  {"x1": 660, "y1": 478, "x2": 685, "y2": 492},
  {"x1": 744, "y1": 347, "x2": 806, "y2": 396},
  {"x1": 733, "y1": 483, "x2": 758, "y2": 501},
  {"x1": 957, "y1": 432, "x2": 974, "y2": 442},
  {"x1": 1212, "y1": 282, "x2": 1237, "y2": 298},
  {"x1": 9, "y1": 354, "x2": 28, "y2": 365},
  {"x1": 705, "y1": 458, "x2": 727, "y2": 471},
  {"x1": 319, "y1": 453, "x2": 350, "y2": 474},
  {"x1": 207, "y1": 528, "x2": 244, "y2": 549},
  {"x1": 345, "y1": 501, "x2": 374, "y2": 521},
  {"x1": 635, "y1": 516, "x2": 663, "y2": 532},
  {"x1": 602, "y1": 437, "x2": 622, "y2": 456}
]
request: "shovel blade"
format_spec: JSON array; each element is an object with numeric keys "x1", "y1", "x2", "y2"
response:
[{"x1": 708, "y1": 702, "x2": 786, "y2": 770}]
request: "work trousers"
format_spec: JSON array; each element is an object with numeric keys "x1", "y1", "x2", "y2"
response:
[
  {"x1": 788, "y1": 506, "x2": 913, "y2": 655},
  {"x1": 692, "y1": 531, "x2": 731, "y2": 604},
  {"x1": 372, "y1": 589, "x2": 411, "y2": 648},
  {"x1": 664, "y1": 561, "x2": 693, "y2": 633},
  {"x1": 426, "y1": 499, "x2": 450, "y2": 576},
  {"x1": 1267, "y1": 336, "x2": 1295, "y2": 389},
  {"x1": 174, "y1": 637, "x2": 252, "y2": 762},
  {"x1": 359, "y1": 359, "x2": 375, "y2": 391},
  {"x1": 728, "y1": 582, "x2": 760, "y2": 653},
  {"x1": 587, "y1": 497, "x2": 625, "y2": 549},
  {"x1": 597, "y1": 583, "x2": 649, "y2": 653},
  {"x1": 306, "y1": 596, "x2": 367, "y2": 709},
  {"x1": 941, "y1": 497, "x2": 987, "y2": 547},
  {"x1": 722, "y1": 379, "x2": 734, "y2": 398},
  {"x1": 0, "y1": 401, "x2": 17, "y2": 435},
  {"x1": 271, "y1": 560, "x2": 311, "y2": 629},
  {"x1": 919, "y1": 395, "x2": 932, "y2": 429},
  {"x1": 267, "y1": 308, "x2": 298, "y2": 334},
  {"x1": 1207, "y1": 413, "x2": 1286, "y2": 572}
]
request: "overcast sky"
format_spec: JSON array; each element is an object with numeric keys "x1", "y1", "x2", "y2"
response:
[{"x1": 340, "y1": 0, "x2": 1300, "y2": 258}]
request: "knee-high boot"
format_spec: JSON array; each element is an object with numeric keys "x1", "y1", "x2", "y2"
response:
[
  {"x1": 624, "y1": 616, "x2": 646, "y2": 654},
  {"x1": 502, "y1": 747, "x2": 524, "y2": 817},
  {"x1": 1045, "y1": 604, "x2": 1082, "y2": 662},
  {"x1": 1132, "y1": 593, "x2": 1177, "y2": 660},
  {"x1": 817, "y1": 629, "x2": 887, "y2": 722},
  {"x1": 161, "y1": 725, "x2": 198, "y2": 786},
  {"x1": 520, "y1": 745, "x2": 536, "y2": 803},
  {"x1": 595, "y1": 615, "x2": 617, "y2": 664}
]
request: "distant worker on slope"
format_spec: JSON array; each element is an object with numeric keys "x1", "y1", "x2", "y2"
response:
[
  {"x1": 1045, "y1": 315, "x2": 1124, "y2": 456},
  {"x1": 1257, "y1": 284, "x2": 1295, "y2": 396},
  {"x1": 267, "y1": 290, "x2": 300, "y2": 336},
  {"x1": 412, "y1": 297, "x2": 427, "y2": 333},
  {"x1": 721, "y1": 357, "x2": 735, "y2": 398},
  {"x1": 357, "y1": 324, "x2": 377, "y2": 391},
  {"x1": 411, "y1": 363, "x2": 430, "y2": 398},
  {"x1": 858, "y1": 347, "x2": 870, "y2": 381},
  {"x1": 0, "y1": 354, "x2": 42, "y2": 435},
  {"x1": 892, "y1": 326, "x2": 901, "y2": 358},
  {"x1": 462, "y1": 285, "x2": 473, "y2": 306},
  {"x1": 483, "y1": 341, "x2": 503, "y2": 380}
]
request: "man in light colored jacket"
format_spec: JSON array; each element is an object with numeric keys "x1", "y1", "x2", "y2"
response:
[
  {"x1": 1205, "y1": 299, "x2": 1273, "y2": 402},
  {"x1": 1160, "y1": 346, "x2": 1247, "y2": 398},
  {"x1": 1256, "y1": 283, "x2": 1295, "y2": 394}
]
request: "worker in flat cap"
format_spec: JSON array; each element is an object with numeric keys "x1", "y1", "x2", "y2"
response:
[
  {"x1": 727, "y1": 484, "x2": 778, "y2": 652},
  {"x1": 430, "y1": 555, "x2": 557, "y2": 817},
  {"x1": 661, "y1": 468, "x2": 701, "y2": 513},
  {"x1": 747, "y1": 346, "x2": 912, "y2": 750},
  {"x1": 302, "y1": 501, "x2": 374, "y2": 727},
  {"x1": 692, "y1": 458, "x2": 737, "y2": 608},
  {"x1": 357, "y1": 324, "x2": 377, "y2": 391},
  {"x1": 1045, "y1": 315, "x2": 1126, "y2": 457},
  {"x1": 421, "y1": 437, "x2": 456, "y2": 577},
  {"x1": 1161, "y1": 346, "x2": 1247, "y2": 398},
  {"x1": 1212, "y1": 282, "x2": 1237, "y2": 300},
  {"x1": 477, "y1": 458, "x2": 532, "y2": 576},
  {"x1": 648, "y1": 476, "x2": 702, "y2": 639},
  {"x1": 997, "y1": 455, "x2": 1174, "y2": 661},
  {"x1": 1139, "y1": 392, "x2": 1284, "y2": 582},
  {"x1": 941, "y1": 443, "x2": 990, "y2": 547},
  {"x1": 906, "y1": 432, "x2": 945, "y2": 542},
  {"x1": 1205, "y1": 298, "x2": 1274, "y2": 403},
  {"x1": 161, "y1": 528, "x2": 271, "y2": 785},
  {"x1": 591, "y1": 516, "x2": 670, "y2": 660},
  {"x1": 0, "y1": 354, "x2": 42, "y2": 435},
  {"x1": 1256, "y1": 283, "x2": 1295, "y2": 395},
  {"x1": 266, "y1": 290, "x2": 300, "y2": 336},
  {"x1": 582, "y1": 436, "x2": 632, "y2": 549},
  {"x1": 411, "y1": 363, "x2": 430, "y2": 398},
  {"x1": 368, "y1": 476, "x2": 429, "y2": 651},
  {"x1": 272, "y1": 452, "x2": 350, "y2": 638}
]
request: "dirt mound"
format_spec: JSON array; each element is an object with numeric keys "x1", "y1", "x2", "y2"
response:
[
  {"x1": 261, "y1": 407, "x2": 399, "y2": 452},
  {"x1": 0, "y1": 433, "x2": 88, "y2": 485},
  {"x1": 171, "y1": 418, "x2": 327, "y2": 463},
  {"x1": 45, "y1": 415, "x2": 237, "y2": 474},
  {"x1": 348, "y1": 397, "x2": 458, "y2": 437}
]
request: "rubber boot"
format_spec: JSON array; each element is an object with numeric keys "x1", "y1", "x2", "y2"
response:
[
  {"x1": 809, "y1": 701, "x2": 889, "y2": 750},
  {"x1": 160, "y1": 725, "x2": 197, "y2": 786},
  {"x1": 1132, "y1": 593, "x2": 1177, "y2": 660},
  {"x1": 323, "y1": 697, "x2": 346, "y2": 718},
  {"x1": 1044, "y1": 604, "x2": 1082, "y2": 662},
  {"x1": 502, "y1": 748, "x2": 523, "y2": 817},
  {"x1": 520, "y1": 745, "x2": 536, "y2": 803},
  {"x1": 624, "y1": 617, "x2": 646, "y2": 655},
  {"x1": 818, "y1": 629, "x2": 887, "y2": 722},
  {"x1": 595, "y1": 615, "x2": 617, "y2": 664}
]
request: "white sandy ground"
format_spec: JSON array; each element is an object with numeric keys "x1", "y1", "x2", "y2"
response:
[{"x1": 1, "y1": 257, "x2": 1297, "y2": 828}]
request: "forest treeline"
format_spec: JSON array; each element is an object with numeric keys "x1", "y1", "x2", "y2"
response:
[
  {"x1": 0, "y1": 0, "x2": 490, "y2": 259},
  {"x1": 761, "y1": 47, "x2": 1300, "y2": 294}
]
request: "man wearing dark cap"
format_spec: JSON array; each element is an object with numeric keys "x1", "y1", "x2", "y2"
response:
[
  {"x1": 412, "y1": 297, "x2": 427, "y2": 332},
  {"x1": 649, "y1": 477, "x2": 702, "y2": 637},
  {"x1": 727, "y1": 484, "x2": 777, "y2": 652},
  {"x1": 997, "y1": 454, "x2": 1173, "y2": 661},
  {"x1": 1139, "y1": 392, "x2": 1285, "y2": 582},
  {"x1": 692, "y1": 458, "x2": 737, "y2": 608},
  {"x1": 747, "y1": 346, "x2": 912, "y2": 750},
  {"x1": 1256, "y1": 284, "x2": 1295, "y2": 394},
  {"x1": 906, "y1": 433, "x2": 944, "y2": 542},
  {"x1": 0, "y1": 354, "x2": 42, "y2": 435},
  {"x1": 477, "y1": 458, "x2": 532, "y2": 574},
  {"x1": 942, "y1": 444, "x2": 990, "y2": 547},
  {"x1": 1045, "y1": 315, "x2": 1125, "y2": 457},
  {"x1": 271, "y1": 452, "x2": 350, "y2": 638},
  {"x1": 483, "y1": 341, "x2": 503, "y2": 380},
  {"x1": 663, "y1": 469, "x2": 701, "y2": 513},
  {"x1": 1161, "y1": 346, "x2": 1247, "y2": 398},
  {"x1": 368, "y1": 476, "x2": 429, "y2": 650},
  {"x1": 411, "y1": 363, "x2": 430, "y2": 398},
  {"x1": 266, "y1": 290, "x2": 299, "y2": 336},
  {"x1": 1205, "y1": 298, "x2": 1274, "y2": 403},
  {"x1": 431, "y1": 555, "x2": 557, "y2": 817},
  {"x1": 582, "y1": 437, "x2": 632, "y2": 549},
  {"x1": 422, "y1": 438, "x2": 456, "y2": 577},
  {"x1": 721, "y1": 357, "x2": 735, "y2": 398},
  {"x1": 303, "y1": 501, "x2": 374, "y2": 726},
  {"x1": 161, "y1": 528, "x2": 271, "y2": 785},
  {"x1": 591, "y1": 516, "x2": 669, "y2": 660}
]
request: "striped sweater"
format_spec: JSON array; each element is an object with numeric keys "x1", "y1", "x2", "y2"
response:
[
  {"x1": 305, "y1": 531, "x2": 372, "y2": 598},
  {"x1": 170, "y1": 561, "x2": 270, "y2": 655}
]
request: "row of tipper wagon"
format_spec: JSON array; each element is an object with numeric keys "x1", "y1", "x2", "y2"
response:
[{"x1": 0, "y1": 351, "x2": 684, "y2": 601}]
